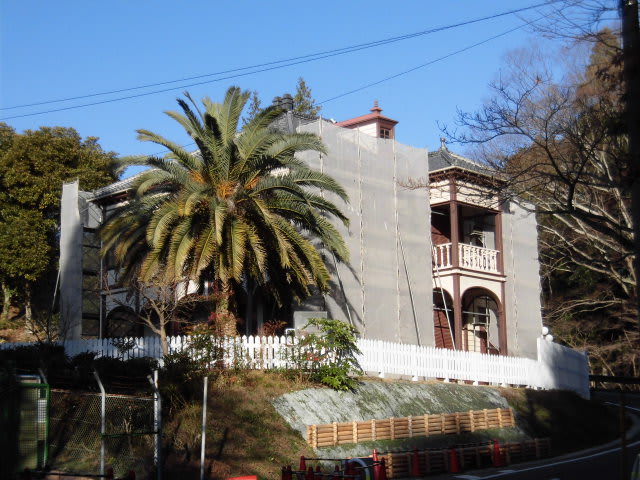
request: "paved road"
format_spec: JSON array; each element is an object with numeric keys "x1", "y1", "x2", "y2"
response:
[{"x1": 426, "y1": 391, "x2": 640, "y2": 480}]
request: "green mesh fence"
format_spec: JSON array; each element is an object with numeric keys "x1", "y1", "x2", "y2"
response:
[
  {"x1": 17, "y1": 382, "x2": 50, "y2": 471},
  {"x1": 49, "y1": 390, "x2": 156, "y2": 477}
]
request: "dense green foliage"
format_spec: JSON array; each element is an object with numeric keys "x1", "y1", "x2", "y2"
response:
[
  {"x1": 299, "y1": 318, "x2": 362, "y2": 390},
  {"x1": 293, "y1": 77, "x2": 321, "y2": 116},
  {"x1": 0, "y1": 124, "x2": 117, "y2": 326},
  {"x1": 101, "y1": 87, "x2": 349, "y2": 323}
]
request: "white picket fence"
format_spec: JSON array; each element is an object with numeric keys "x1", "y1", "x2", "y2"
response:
[{"x1": 0, "y1": 335, "x2": 590, "y2": 398}]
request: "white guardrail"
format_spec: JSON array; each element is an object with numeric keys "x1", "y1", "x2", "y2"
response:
[{"x1": 0, "y1": 335, "x2": 590, "y2": 398}]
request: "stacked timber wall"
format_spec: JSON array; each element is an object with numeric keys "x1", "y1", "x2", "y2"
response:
[
  {"x1": 381, "y1": 438, "x2": 551, "y2": 478},
  {"x1": 306, "y1": 407, "x2": 514, "y2": 448}
]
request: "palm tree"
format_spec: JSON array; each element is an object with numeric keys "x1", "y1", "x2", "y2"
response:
[{"x1": 101, "y1": 87, "x2": 349, "y2": 324}]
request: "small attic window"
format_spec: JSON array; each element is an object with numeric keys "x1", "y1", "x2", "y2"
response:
[{"x1": 380, "y1": 127, "x2": 391, "y2": 139}]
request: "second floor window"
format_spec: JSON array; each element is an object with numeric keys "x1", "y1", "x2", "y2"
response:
[{"x1": 380, "y1": 127, "x2": 391, "y2": 139}]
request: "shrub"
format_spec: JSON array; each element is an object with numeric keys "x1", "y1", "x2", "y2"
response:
[{"x1": 299, "y1": 318, "x2": 363, "y2": 391}]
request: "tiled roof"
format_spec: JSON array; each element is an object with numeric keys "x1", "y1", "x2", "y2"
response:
[
  {"x1": 428, "y1": 143, "x2": 491, "y2": 175},
  {"x1": 335, "y1": 112, "x2": 398, "y2": 128},
  {"x1": 88, "y1": 174, "x2": 141, "y2": 201},
  {"x1": 336, "y1": 101, "x2": 398, "y2": 128}
]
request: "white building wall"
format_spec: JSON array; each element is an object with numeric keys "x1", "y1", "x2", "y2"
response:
[
  {"x1": 297, "y1": 120, "x2": 433, "y2": 345},
  {"x1": 59, "y1": 181, "x2": 84, "y2": 340},
  {"x1": 502, "y1": 200, "x2": 543, "y2": 358}
]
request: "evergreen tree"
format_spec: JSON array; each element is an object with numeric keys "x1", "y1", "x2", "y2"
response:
[
  {"x1": 0, "y1": 124, "x2": 117, "y2": 323},
  {"x1": 293, "y1": 77, "x2": 321, "y2": 116},
  {"x1": 242, "y1": 90, "x2": 262, "y2": 126}
]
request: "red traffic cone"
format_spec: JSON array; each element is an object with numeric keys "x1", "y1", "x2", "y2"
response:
[
  {"x1": 281, "y1": 466, "x2": 287, "y2": 480},
  {"x1": 373, "y1": 460, "x2": 384, "y2": 480},
  {"x1": 411, "y1": 448, "x2": 421, "y2": 476},
  {"x1": 448, "y1": 447, "x2": 460, "y2": 473},
  {"x1": 372, "y1": 449, "x2": 381, "y2": 479},
  {"x1": 286, "y1": 465, "x2": 293, "y2": 480},
  {"x1": 300, "y1": 456, "x2": 307, "y2": 472},
  {"x1": 306, "y1": 466, "x2": 315, "y2": 480},
  {"x1": 378, "y1": 458, "x2": 388, "y2": 480},
  {"x1": 492, "y1": 440, "x2": 503, "y2": 467}
]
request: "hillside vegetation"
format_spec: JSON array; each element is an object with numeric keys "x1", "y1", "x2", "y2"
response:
[
  {"x1": 1, "y1": 345, "x2": 619, "y2": 479},
  {"x1": 163, "y1": 373, "x2": 618, "y2": 479}
]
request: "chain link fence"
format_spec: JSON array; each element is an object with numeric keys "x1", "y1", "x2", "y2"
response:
[{"x1": 49, "y1": 388, "x2": 158, "y2": 478}]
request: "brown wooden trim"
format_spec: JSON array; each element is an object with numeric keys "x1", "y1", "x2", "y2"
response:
[
  {"x1": 453, "y1": 274, "x2": 462, "y2": 351},
  {"x1": 499, "y1": 282, "x2": 508, "y2": 355},
  {"x1": 429, "y1": 166, "x2": 505, "y2": 188},
  {"x1": 495, "y1": 209, "x2": 504, "y2": 274}
]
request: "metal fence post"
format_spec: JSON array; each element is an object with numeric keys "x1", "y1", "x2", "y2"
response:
[
  {"x1": 200, "y1": 376, "x2": 208, "y2": 480},
  {"x1": 148, "y1": 370, "x2": 162, "y2": 480},
  {"x1": 93, "y1": 371, "x2": 106, "y2": 476}
]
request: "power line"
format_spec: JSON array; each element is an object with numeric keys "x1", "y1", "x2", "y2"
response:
[
  {"x1": 319, "y1": 14, "x2": 549, "y2": 105},
  {"x1": 1, "y1": 0, "x2": 560, "y2": 120},
  {"x1": 139, "y1": 14, "x2": 550, "y2": 161}
]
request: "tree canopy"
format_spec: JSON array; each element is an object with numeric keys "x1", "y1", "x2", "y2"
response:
[
  {"x1": 446, "y1": 29, "x2": 636, "y2": 375},
  {"x1": 101, "y1": 87, "x2": 348, "y2": 324},
  {"x1": 293, "y1": 77, "x2": 322, "y2": 116},
  {"x1": 0, "y1": 124, "x2": 118, "y2": 324}
]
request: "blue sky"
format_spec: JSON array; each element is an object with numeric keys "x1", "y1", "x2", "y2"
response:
[{"x1": 1, "y1": 1, "x2": 573, "y2": 171}]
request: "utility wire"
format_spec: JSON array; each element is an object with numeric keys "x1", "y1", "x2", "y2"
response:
[
  {"x1": 1, "y1": 0, "x2": 560, "y2": 120},
  {"x1": 318, "y1": 15, "x2": 548, "y2": 105},
  {"x1": 131, "y1": 13, "x2": 551, "y2": 160}
]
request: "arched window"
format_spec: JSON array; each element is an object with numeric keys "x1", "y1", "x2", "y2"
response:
[
  {"x1": 462, "y1": 292, "x2": 499, "y2": 354},
  {"x1": 433, "y1": 289, "x2": 455, "y2": 349}
]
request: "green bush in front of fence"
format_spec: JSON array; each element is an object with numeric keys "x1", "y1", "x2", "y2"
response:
[{"x1": 278, "y1": 318, "x2": 363, "y2": 391}]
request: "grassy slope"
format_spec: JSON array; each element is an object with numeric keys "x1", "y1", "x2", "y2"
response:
[
  {"x1": 163, "y1": 371, "x2": 315, "y2": 480},
  {"x1": 161, "y1": 374, "x2": 619, "y2": 479}
]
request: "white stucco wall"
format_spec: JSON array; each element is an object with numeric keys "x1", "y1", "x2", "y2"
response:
[
  {"x1": 501, "y1": 200, "x2": 543, "y2": 358},
  {"x1": 296, "y1": 120, "x2": 433, "y2": 345}
]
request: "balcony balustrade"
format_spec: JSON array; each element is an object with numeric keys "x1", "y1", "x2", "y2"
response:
[{"x1": 433, "y1": 242, "x2": 500, "y2": 274}]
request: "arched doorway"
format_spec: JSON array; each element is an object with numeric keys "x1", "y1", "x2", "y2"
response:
[
  {"x1": 461, "y1": 289, "x2": 501, "y2": 354},
  {"x1": 433, "y1": 289, "x2": 455, "y2": 349}
]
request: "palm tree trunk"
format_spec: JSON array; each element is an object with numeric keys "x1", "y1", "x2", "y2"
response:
[{"x1": 213, "y1": 279, "x2": 237, "y2": 336}]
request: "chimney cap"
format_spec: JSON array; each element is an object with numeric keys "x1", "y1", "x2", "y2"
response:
[{"x1": 371, "y1": 100, "x2": 382, "y2": 114}]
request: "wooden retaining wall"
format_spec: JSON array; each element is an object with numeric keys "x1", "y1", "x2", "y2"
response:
[
  {"x1": 382, "y1": 438, "x2": 551, "y2": 478},
  {"x1": 306, "y1": 407, "x2": 514, "y2": 448}
]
